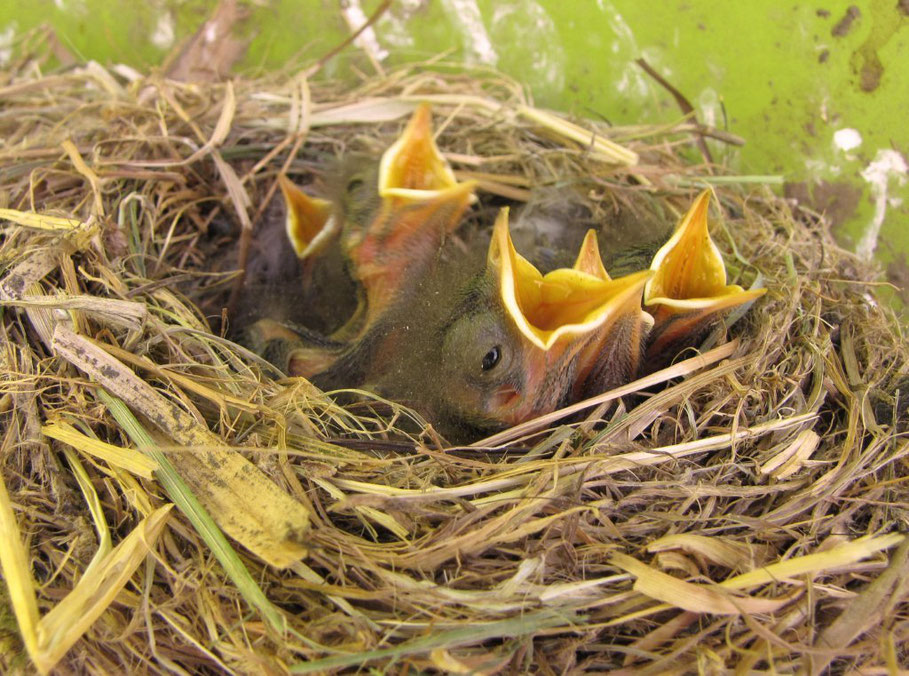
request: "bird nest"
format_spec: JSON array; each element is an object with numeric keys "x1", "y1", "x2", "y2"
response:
[{"x1": 1, "y1": 53, "x2": 907, "y2": 675}]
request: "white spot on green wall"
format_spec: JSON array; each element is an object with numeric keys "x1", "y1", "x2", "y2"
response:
[
  {"x1": 0, "y1": 22, "x2": 16, "y2": 66},
  {"x1": 341, "y1": 0, "x2": 389, "y2": 62},
  {"x1": 833, "y1": 128, "x2": 862, "y2": 153},
  {"x1": 54, "y1": 0, "x2": 87, "y2": 15},
  {"x1": 596, "y1": 1, "x2": 660, "y2": 100},
  {"x1": 489, "y1": 1, "x2": 565, "y2": 96},
  {"x1": 698, "y1": 87, "x2": 720, "y2": 129},
  {"x1": 440, "y1": 0, "x2": 498, "y2": 65},
  {"x1": 858, "y1": 149, "x2": 908, "y2": 260},
  {"x1": 151, "y1": 11, "x2": 175, "y2": 50}
]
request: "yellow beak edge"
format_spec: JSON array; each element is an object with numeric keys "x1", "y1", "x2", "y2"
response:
[
  {"x1": 278, "y1": 174, "x2": 339, "y2": 259},
  {"x1": 644, "y1": 189, "x2": 766, "y2": 317},
  {"x1": 377, "y1": 102, "x2": 465, "y2": 201},
  {"x1": 489, "y1": 208, "x2": 653, "y2": 352}
]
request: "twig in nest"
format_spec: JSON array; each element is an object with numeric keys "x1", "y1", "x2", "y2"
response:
[
  {"x1": 636, "y1": 57, "x2": 715, "y2": 168},
  {"x1": 305, "y1": 0, "x2": 393, "y2": 78}
]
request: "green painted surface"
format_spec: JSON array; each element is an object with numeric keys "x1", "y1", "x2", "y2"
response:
[{"x1": 1, "y1": 0, "x2": 906, "y2": 304}]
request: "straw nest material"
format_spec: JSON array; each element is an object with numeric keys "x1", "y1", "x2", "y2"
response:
[{"x1": 1, "y1": 52, "x2": 907, "y2": 675}]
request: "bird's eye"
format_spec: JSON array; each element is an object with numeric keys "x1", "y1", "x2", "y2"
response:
[
  {"x1": 481, "y1": 346, "x2": 502, "y2": 371},
  {"x1": 346, "y1": 177, "x2": 364, "y2": 193}
]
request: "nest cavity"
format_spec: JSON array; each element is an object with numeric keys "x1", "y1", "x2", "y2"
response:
[{"x1": 1, "y1": 54, "x2": 907, "y2": 675}]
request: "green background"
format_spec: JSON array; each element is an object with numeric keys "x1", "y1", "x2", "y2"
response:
[{"x1": 2, "y1": 0, "x2": 906, "y2": 306}]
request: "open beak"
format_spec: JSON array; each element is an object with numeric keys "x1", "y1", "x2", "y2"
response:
[
  {"x1": 490, "y1": 209, "x2": 652, "y2": 353},
  {"x1": 377, "y1": 102, "x2": 465, "y2": 200},
  {"x1": 643, "y1": 189, "x2": 766, "y2": 359},
  {"x1": 337, "y1": 104, "x2": 478, "y2": 336},
  {"x1": 278, "y1": 174, "x2": 339, "y2": 259},
  {"x1": 572, "y1": 229, "x2": 611, "y2": 280},
  {"x1": 485, "y1": 210, "x2": 653, "y2": 410},
  {"x1": 348, "y1": 180, "x2": 478, "y2": 330}
]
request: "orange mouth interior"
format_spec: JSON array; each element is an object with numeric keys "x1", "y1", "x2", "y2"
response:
[
  {"x1": 645, "y1": 189, "x2": 766, "y2": 312},
  {"x1": 489, "y1": 208, "x2": 652, "y2": 351}
]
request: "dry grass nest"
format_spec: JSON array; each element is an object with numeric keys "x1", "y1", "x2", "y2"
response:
[{"x1": 1, "y1": 53, "x2": 907, "y2": 675}]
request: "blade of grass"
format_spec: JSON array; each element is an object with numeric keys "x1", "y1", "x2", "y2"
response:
[
  {"x1": 0, "y1": 209, "x2": 83, "y2": 231},
  {"x1": 0, "y1": 295, "x2": 146, "y2": 331},
  {"x1": 611, "y1": 552, "x2": 793, "y2": 615},
  {"x1": 36, "y1": 506, "x2": 172, "y2": 673},
  {"x1": 517, "y1": 105, "x2": 639, "y2": 166},
  {"x1": 289, "y1": 610, "x2": 581, "y2": 673},
  {"x1": 808, "y1": 537, "x2": 909, "y2": 674},
  {"x1": 59, "y1": 447, "x2": 112, "y2": 580},
  {"x1": 43, "y1": 421, "x2": 158, "y2": 479},
  {"x1": 604, "y1": 533, "x2": 904, "y2": 626},
  {"x1": 0, "y1": 455, "x2": 42, "y2": 665},
  {"x1": 99, "y1": 390, "x2": 288, "y2": 634},
  {"x1": 51, "y1": 323, "x2": 310, "y2": 568}
]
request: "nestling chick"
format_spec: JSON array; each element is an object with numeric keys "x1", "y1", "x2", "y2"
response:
[{"x1": 244, "y1": 105, "x2": 766, "y2": 442}]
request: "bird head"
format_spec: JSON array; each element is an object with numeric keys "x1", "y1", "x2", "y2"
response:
[
  {"x1": 344, "y1": 103, "x2": 477, "y2": 330},
  {"x1": 278, "y1": 174, "x2": 339, "y2": 260},
  {"x1": 643, "y1": 189, "x2": 766, "y2": 363},
  {"x1": 351, "y1": 207, "x2": 653, "y2": 440},
  {"x1": 271, "y1": 103, "x2": 477, "y2": 369}
]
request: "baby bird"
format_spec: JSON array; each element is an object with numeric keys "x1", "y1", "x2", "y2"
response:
[
  {"x1": 246, "y1": 103, "x2": 477, "y2": 373},
  {"x1": 304, "y1": 207, "x2": 652, "y2": 440},
  {"x1": 643, "y1": 190, "x2": 766, "y2": 368},
  {"x1": 245, "y1": 106, "x2": 766, "y2": 441}
]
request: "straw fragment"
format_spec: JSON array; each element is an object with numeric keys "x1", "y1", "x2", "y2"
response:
[
  {"x1": 759, "y1": 429, "x2": 821, "y2": 479},
  {"x1": 517, "y1": 104, "x2": 639, "y2": 166},
  {"x1": 42, "y1": 421, "x2": 158, "y2": 478},
  {"x1": 1, "y1": 294, "x2": 146, "y2": 331},
  {"x1": 606, "y1": 533, "x2": 903, "y2": 626},
  {"x1": 808, "y1": 537, "x2": 909, "y2": 674},
  {"x1": 100, "y1": 392, "x2": 290, "y2": 633},
  {"x1": 0, "y1": 209, "x2": 83, "y2": 232},
  {"x1": 62, "y1": 140, "x2": 105, "y2": 217},
  {"x1": 0, "y1": 452, "x2": 41, "y2": 663},
  {"x1": 288, "y1": 611, "x2": 580, "y2": 674},
  {"x1": 51, "y1": 323, "x2": 310, "y2": 568},
  {"x1": 647, "y1": 534, "x2": 771, "y2": 572},
  {"x1": 0, "y1": 459, "x2": 171, "y2": 676},
  {"x1": 611, "y1": 552, "x2": 792, "y2": 615},
  {"x1": 35, "y1": 506, "x2": 172, "y2": 674}
]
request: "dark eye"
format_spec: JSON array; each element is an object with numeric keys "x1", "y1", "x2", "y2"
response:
[
  {"x1": 346, "y1": 177, "x2": 364, "y2": 193},
  {"x1": 481, "y1": 346, "x2": 502, "y2": 371}
]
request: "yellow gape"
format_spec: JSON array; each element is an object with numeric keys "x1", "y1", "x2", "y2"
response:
[
  {"x1": 644, "y1": 189, "x2": 766, "y2": 359},
  {"x1": 490, "y1": 207, "x2": 652, "y2": 352},
  {"x1": 278, "y1": 174, "x2": 337, "y2": 260}
]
